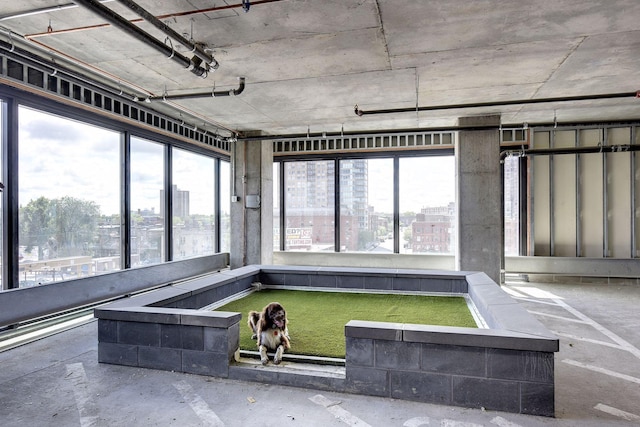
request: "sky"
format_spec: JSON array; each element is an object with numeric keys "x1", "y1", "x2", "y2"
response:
[
  {"x1": 17, "y1": 106, "x2": 455, "y2": 218},
  {"x1": 18, "y1": 106, "x2": 218, "y2": 216},
  {"x1": 19, "y1": 106, "x2": 122, "y2": 215},
  {"x1": 367, "y1": 156, "x2": 455, "y2": 214}
]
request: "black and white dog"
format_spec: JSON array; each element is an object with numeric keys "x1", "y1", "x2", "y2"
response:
[{"x1": 248, "y1": 302, "x2": 290, "y2": 365}]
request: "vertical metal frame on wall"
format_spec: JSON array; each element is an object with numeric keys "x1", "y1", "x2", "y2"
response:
[
  {"x1": 165, "y1": 145, "x2": 173, "y2": 261},
  {"x1": 528, "y1": 124, "x2": 640, "y2": 260},
  {"x1": 528, "y1": 144, "x2": 535, "y2": 256},
  {"x1": 518, "y1": 156, "x2": 528, "y2": 256},
  {"x1": 6, "y1": 99, "x2": 19, "y2": 289},
  {"x1": 631, "y1": 126, "x2": 637, "y2": 258},
  {"x1": 0, "y1": 98, "x2": 6, "y2": 290},
  {"x1": 393, "y1": 156, "x2": 400, "y2": 254},
  {"x1": 549, "y1": 129, "x2": 555, "y2": 256},
  {"x1": 334, "y1": 159, "x2": 341, "y2": 252},
  {"x1": 278, "y1": 160, "x2": 285, "y2": 252},
  {"x1": 602, "y1": 127, "x2": 609, "y2": 257},
  {"x1": 214, "y1": 157, "x2": 221, "y2": 253},
  {"x1": 575, "y1": 130, "x2": 581, "y2": 257},
  {"x1": 121, "y1": 131, "x2": 131, "y2": 269},
  {"x1": 1, "y1": 97, "x2": 20, "y2": 290}
]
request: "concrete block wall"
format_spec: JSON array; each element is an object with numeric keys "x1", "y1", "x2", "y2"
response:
[
  {"x1": 259, "y1": 266, "x2": 468, "y2": 293},
  {"x1": 96, "y1": 307, "x2": 241, "y2": 376},
  {"x1": 95, "y1": 266, "x2": 261, "y2": 376},
  {"x1": 94, "y1": 265, "x2": 558, "y2": 417},
  {"x1": 345, "y1": 321, "x2": 555, "y2": 416},
  {"x1": 159, "y1": 268, "x2": 259, "y2": 310}
]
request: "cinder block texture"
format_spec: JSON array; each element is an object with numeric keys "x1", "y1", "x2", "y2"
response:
[
  {"x1": 345, "y1": 366, "x2": 388, "y2": 396},
  {"x1": 95, "y1": 265, "x2": 557, "y2": 417},
  {"x1": 95, "y1": 267, "x2": 261, "y2": 378}
]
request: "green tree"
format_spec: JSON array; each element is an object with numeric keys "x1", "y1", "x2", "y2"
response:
[
  {"x1": 20, "y1": 196, "x2": 100, "y2": 259},
  {"x1": 403, "y1": 227, "x2": 412, "y2": 245},
  {"x1": 20, "y1": 196, "x2": 55, "y2": 259}
]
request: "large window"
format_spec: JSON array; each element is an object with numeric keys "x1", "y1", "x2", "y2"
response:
[
  {"x1": 340, "y1": 158, "x2": 393, "y2": 252},
  {"x1": 219, "y1": 160, "x2": 231, "y2": 253},
  {"x1": 0, "y1": 100, "x2": 227, "y2": 290},
  {"x1": 503, "y1": 155, "x2": 520, "y2": 256},
  {"x1": 399, "y1": 156, "x2": 455, "y2": 254},
  {"x1": 277, "y1": 154, "x2": 456, "y2": 254},
  {"x1": 273, "y1": 162, "x2": 280, "y2": 251},
  {"x1": 171, "y1": 147, "x2": 216, "y2": 260},
  {"x1": 284, "y1": 160, "x2": 335, "y2": 251},
  {"x1": 130, "y1": 137, "x2": 165, "y2": 266},
  {"x1": 18, "y1": 107, "x2": 121, "y2": 286}
]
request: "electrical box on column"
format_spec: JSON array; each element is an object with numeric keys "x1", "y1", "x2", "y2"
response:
[{"x1": 245, "y1": 194, "x2": 260, "y2": 209}]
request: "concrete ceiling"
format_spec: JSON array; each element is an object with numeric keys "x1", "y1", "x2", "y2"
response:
[{"x1": 2, "y1": 0, "x2": 640, "y2": 137}]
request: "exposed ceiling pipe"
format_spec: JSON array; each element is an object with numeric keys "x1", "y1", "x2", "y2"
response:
[
  {"x1": 114, "y1": 0, "x2": 218, "y2": 71},
  {"x1": 25, "y1": 0, "x2": 285, "y2": 39},
  {"x1": 73, "y1": 0, "x2": 210, "y2": 77},
  {"x1": 149, "y1": 77, "x2": 246, "y2": 101},
  {"x1": 0, "y1": 34, "x2": 237, "y2": 135},
  {"x1": 354, "y1": 91, "x2": 640, "y2": 116}
]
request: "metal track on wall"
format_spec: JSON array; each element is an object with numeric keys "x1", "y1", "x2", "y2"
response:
[
  {"x1": 273, "y1": 130, "x2": 456, "y2": 155},
  {"x1": 272, "y1": 126, "x2": 529, "y2": 155},
  {"x1": 0, "y1": 45, "x2": 232, "y2": 153}
]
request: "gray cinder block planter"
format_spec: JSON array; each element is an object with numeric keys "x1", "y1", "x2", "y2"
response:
[{"x1": 95, "y1": 265, "x2": 558, "y2": 417}]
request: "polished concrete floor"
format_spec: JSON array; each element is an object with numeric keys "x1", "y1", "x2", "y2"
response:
[{"x1": 1, "y1": 280, "x2": 639, "y2": 426}]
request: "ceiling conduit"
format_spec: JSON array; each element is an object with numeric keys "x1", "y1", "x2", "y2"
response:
[
  {"x1": 23, "y1": 0, "x2": 285, "y2": 38},
  {"x1": 114, "y1": 0, "x2": 219, "y2": 71},
  {"x1": 73, "y1": 0, "x2": 211, "y2": 77},
  {"x1": 354, "y1": 91, "x2": 640, "y2": 116},
  {"x1": 149, "y1": 77, "x2": 246, "y2": 101}
]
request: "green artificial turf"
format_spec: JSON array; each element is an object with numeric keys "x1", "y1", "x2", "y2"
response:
[{"x1": 215, "y1": 289, "x2": 477, "y2": 359}]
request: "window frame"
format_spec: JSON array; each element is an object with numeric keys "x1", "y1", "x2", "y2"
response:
[
  {"x1": 274, "y1": 149, "x2": 455, "y2": 254},
  {"x1": 0, "y1": 86, "x2": 229, "y2": 290}
]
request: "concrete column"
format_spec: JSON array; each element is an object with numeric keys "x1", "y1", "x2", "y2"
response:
[
  {"x1": 456, "y1": 115, "x2": 502, "y2": 283},
  {"x1": 260, "y1": 139, "x2": 274, "y2": 265},
  {"x1": 229, "y1": 135, "x2": 273, "y2": 269}
]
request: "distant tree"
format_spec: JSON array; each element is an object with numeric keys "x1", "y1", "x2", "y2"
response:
[
  {"x1": 131, "y1": 211, "x2": 144, "y2": 226},
  {"x1": 20, "y1": 196, "x2": 100, "y2": 259},
  {"x1": 403, "y1": 227, "x2": 412, "y2": 244},
  {"x1": 358, "y1": 230, "x2": 375, "y2": 250},
  {"x1": 20, "y1": 196, "x2": 55, "y2": 259},
  {"x1": 53, "y1": 197, "x2": 100, "y2": 255}
]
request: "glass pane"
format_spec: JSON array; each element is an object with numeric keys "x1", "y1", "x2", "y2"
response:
[
  {"x1": 399, "y1": 156, "x2": 455, "y2": 254},
  {"x1": 18, "y1": 106, "x2": 121, "y2": 286},
  {"x1": 340, "y1": 158, "x2": 393, "y2": 252},
  {"x1": 0, "y1": 100, "x2": 4, "y2": 289},
  {"x1": 284, "y1": 160, "x2": 335, "y2": 251},
  {"x1": 130, "y1": 137, "x2": 165, "y2": 267},
  {"x1": 220, "y1": 160, "x2": 230, "y2": 253},
  {"x1": 503, "y1": 155, "x2": 520, "y2": 255},
  {"x1": 273, "y1": 162, "x2": 280, "y2": 251},
  {"x1": 171, "y1": 148, "x2": 215, "y2": 260}
]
